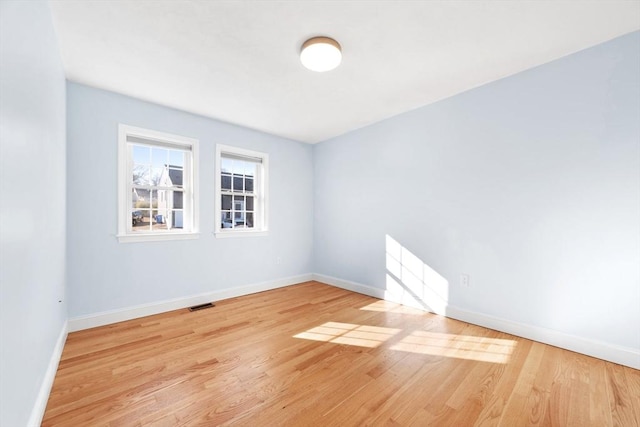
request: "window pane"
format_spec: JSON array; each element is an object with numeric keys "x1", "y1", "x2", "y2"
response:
[
  {"x1": 156, "y1": 210, "x2": 184, "y2": 230},
  {"x1": 133, "y1": 189, "x2": 150, "y2": 208},
  {"x1": 167, "y1": 167, "x2": 183, "y2": 188},
  {"x1": 234, "y1": 195, "x2": 245, "y2": 211},
  {"x1": 131, "y1": 209, "x2": 143, "y2": 228},
  {"x1": 221, "y1": 211, "x2": 232, "y2": 228},
  {"x1": 245, "y1": 177, "x2": 254, "y2": 192},
  {"x1": 246, "y1": 212, "x2": 254, "y2": 228},
  {"x1": 222, "y1": 195, "x2": 232, "y2": 210},
  {"x1": 234, "y1": 211, "x2": 246, "y2": 228},
  {"x1": 169, "y1": 150, "x2": 184, "y2": 167},
  {"x1": 152, "y1": 147, "x2": 169, "y2": 169},
  {"x1": 243, "y1": 162, "x2": 256, "y2": 177},
  {"x1": 221, "y1": 157, "x2": 233, "y2": 173},
  {"x1": 151, "y1": 167, "x2": 163, "y2": 186},
  {"x1": 151, "y1": 215, "x2": 167, "y2": 231},
  {"x1": 232, "y1": 159, "x2": 243, "y2": 174},
  {"x1": 150, "y1": 209, "x2": 163, "y2": 230},
  {"x1": 132, "y1": 165, "x2": 150, "y2": 186},
  {"x1": 132, "y1": 209, "x2": 152, "y2": 231},
  {"x1": 133, "y1": 145, "x2": 150, "y2": 164},
  {"x1": 173, "y1": 210, "x2": 184, "y2": 229},
  {"x1": 130, "y1": 188, "x2": 142, "y2": 209},
  {"x1": 163, "y1": 190, "x2": 183, "y2": 209},
  {"x1": 221, "y1": 173, "x2": 231, "y2": 190},
  {"x1": 246, "y1": 196, "x2": 254, "y2": 211},
  {"x1": 233, "y1": 175, "x2": 243, "y2": 192},
  {"x1": 133, "y1": 188, "x2": 146, "y2": 207}
]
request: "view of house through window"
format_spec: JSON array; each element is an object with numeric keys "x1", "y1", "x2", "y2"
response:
[
  {"x1": 216, "y1": 145, "x2": 268, "y2": 236},
  {"x1": 131, "y1": 145, "x2": 186, "y2": 232},
  {"x1": 118, "y1": 125, "x2": 198, "y2": 242},
  {"x1": 220, "y1": 156, "x2": 256, "y2": 229}
]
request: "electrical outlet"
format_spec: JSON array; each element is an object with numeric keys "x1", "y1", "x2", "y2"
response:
[
  {"x1": 276, "y1": 257, "x2": 282, "y2": 265},
  {"x1": 460, "y1": 274, "x2": 470, "y2": 288}
]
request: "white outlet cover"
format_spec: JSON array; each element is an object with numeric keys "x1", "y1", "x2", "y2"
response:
[{"x1": 460, "y1": 274, "x2": 470, "y2": 287}]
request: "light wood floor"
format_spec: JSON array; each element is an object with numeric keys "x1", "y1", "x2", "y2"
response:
[{"x1": 43, "y1": 281, "x2": 639, "y2": 426}]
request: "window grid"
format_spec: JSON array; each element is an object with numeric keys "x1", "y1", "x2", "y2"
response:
[
  {"x1": 118, "y1": 125, "x2": 199, "y2": 243},
  {"x1": 220, "y1": 159, "x2": 256, "y2": 229},
  {"x1": 129, "y1": 144, "x2": 190, "y2": 232},
  {"x1": 216, "y1": 144, "x2": 268, "y2": 236}
]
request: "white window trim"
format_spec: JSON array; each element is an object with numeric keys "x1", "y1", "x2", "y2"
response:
[
  {"x1": 215, "y1": 144, "x2": 269, "y2": 238},
  {"x1": 117, "y1": 124, "x2": 199, "y2": 243}
]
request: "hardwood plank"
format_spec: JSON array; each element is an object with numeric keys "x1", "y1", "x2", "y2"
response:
[
  {"x1": 625, "y1": 367, "x2": 640, "y2": 426},
  {"x1": 606, "y1": 363, "x2": 638, "y2": 427},
  {"x1": 496, "y1": 341, "x2": 544, "y2": 425},
  {"x1": 473, "y1": 337, "x2": 533, "y2": 426},
  {"x1": 42, "y1": 281, "x2": 640, "y2": 426}
]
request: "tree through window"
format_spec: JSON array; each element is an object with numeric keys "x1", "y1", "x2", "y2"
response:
[{"x1": 118, "y1": 125, "x2": 199, "y2": 242}]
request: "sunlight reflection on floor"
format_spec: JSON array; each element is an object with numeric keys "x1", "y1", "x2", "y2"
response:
[
  {"x1": 294, "y1": 322, "x2": 516, "y2": 363},
  {"x1": 390, "y1": 330, "x2": 515, "y2": 364},
  {"x1": 359, "y1": 300, "x2": 425, "y2": 315},
  {"x1": 293, "y1": 322, "x2": 401, "y2": 348}
]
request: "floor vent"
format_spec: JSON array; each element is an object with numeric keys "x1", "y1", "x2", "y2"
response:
[{"x1": 189, "y1": 302, "x2": 215, "y2": 312}]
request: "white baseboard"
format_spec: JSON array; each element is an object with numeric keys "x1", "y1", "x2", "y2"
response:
[
  {"x1": 314, "y1": 273, "x2": 387, "y2": 300},
  {"x1": 64, "y1": 271, "x2": 640, "y2": 369},
  {"x1": 313, "y1": 273, "x2": 640, "y2": 370},
  {"x1": 28, "y1": 320, "x2": 68, "y2": 427},
  {"x1": 443, "y1": 305, "x2": 640, "y2": 370},
  {"x1": 68, "y1": 274, "x2": 313, "y2": 332}
]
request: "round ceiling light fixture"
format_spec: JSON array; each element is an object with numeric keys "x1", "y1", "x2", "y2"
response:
[{"x1": 300, "y1": 37, "x2": 342, "y2": 72}]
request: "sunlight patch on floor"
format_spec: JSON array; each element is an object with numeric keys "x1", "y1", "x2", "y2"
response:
[
  {"x1": 293, "y1": 322, "x2": 401, "y2": 348},
  {"x1": 359, "y1": 300, "x2": 425, "y2": 315},
  {"x1": 390, "y1": 331, "x2": 516, "y2": 364},
  {"x1": 294, "y1": 322, "x2": 515, "y2": 363}
]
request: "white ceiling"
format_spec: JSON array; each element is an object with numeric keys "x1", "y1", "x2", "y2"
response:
[{"x1": 50, "y1": 1, "x2": 640, "y2": 144}]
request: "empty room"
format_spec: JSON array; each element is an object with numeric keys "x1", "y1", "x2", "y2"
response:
[{"x1": 1, "y1": 0, "x2": 639, "y2": 426}]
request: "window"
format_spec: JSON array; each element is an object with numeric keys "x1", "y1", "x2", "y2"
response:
[
  {"x1": 118, "y1": 125, "x2": 199, "y2": 242},
  {"x1": 215, "y1": 144, "x2": 268, "y2": 237}
]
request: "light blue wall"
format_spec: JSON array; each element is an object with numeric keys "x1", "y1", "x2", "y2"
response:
[
  {"x1": 66, "y1": 83, "x2": 314, "y2": 317},
  {"x1": 0, "y1": 1, "x2": 68, "y2": 425},
  {"x1": 3, "y1": 8, "x2": 637, "y2": 421},
  {"x1": 314, "y1": 32, "x2": 640, "y2": 350}
]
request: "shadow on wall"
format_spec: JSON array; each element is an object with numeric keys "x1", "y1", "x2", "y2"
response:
[{"x1": 384, "y1": 234, "x2": 449, "y2": 315}]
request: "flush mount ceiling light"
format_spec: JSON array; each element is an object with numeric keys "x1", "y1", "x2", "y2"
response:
[{"x1": 300, "y1": 37, "x2": 342, "y2": 72}]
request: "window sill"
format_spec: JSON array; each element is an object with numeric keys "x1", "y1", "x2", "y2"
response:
[
  {"x1": 214, "y1": 229, "x2": 268, "y2": 239},
  {"x1": 117, "y1": 232, "x2": 200, "y2": 243}
]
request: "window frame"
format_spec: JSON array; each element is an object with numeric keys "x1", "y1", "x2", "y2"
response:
[
  {"x1": 117, "y1": 124, "x2": 199, "y2": 243},
  {"x1": 215, "y1": 144, "x2": 269, "y2": 238}
]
